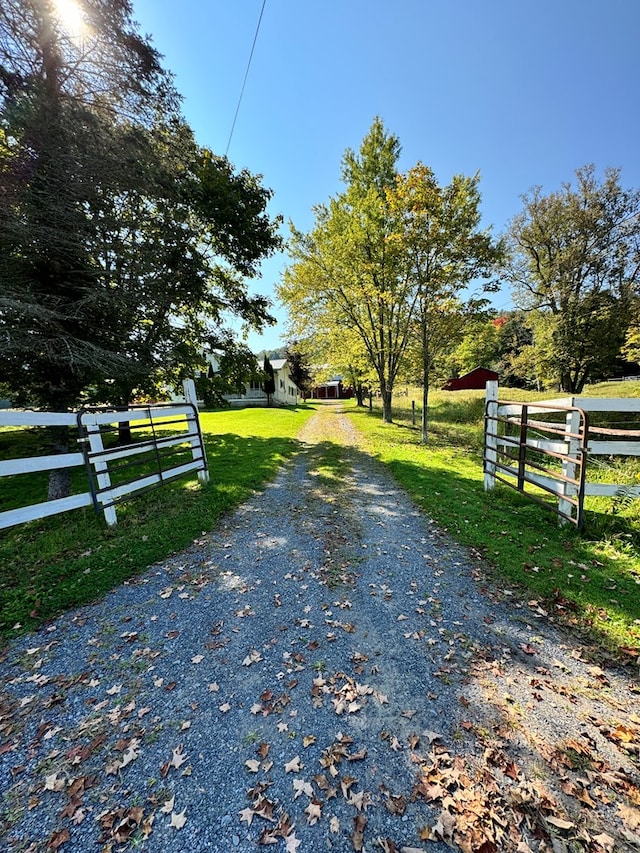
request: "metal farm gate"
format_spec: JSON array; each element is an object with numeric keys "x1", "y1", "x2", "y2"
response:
[{"x1": 484, "y1": 390, "x2": 589, "y2": 527}]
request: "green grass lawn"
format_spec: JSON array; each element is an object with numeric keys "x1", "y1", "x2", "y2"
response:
[
  {"x1": 0, "y1": 405, "x2": 315, "y2": 642},
  {"x1": 347, "y1": 384, "x2": 640, "y2": 658},
  {"x1": 2, "y1": 386, "x2": 639, "y2": 658}
]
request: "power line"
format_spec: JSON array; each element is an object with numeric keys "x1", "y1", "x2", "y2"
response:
[{"x1": 225, "y1": 0, "x2": 266, "y2": 158}]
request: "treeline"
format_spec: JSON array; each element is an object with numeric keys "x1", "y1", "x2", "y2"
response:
[{"x1": 278, "y1": 120, "x2": 640, "y2": 439}]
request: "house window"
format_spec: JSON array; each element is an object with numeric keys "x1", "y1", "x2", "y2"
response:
[
  {"x1": 280, "y1": 379, "x2": 285, "y2": 389},
  {"x1": 249, "y1": 380, "x2": 262, "y2": 391}
]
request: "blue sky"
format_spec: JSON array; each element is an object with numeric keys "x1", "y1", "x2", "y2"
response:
[{"x1": 132, "y1": 0, "x2": 640, "y2": 353}]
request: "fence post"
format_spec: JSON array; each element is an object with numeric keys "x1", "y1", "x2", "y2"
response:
[
  {"x1": 484, "y1": 380, "x2": 498, "y2": 491},
  {"x1": 412, "y1": 400, "x2": 416, "y2": 426},
  {"x1": 84, "y1": 415, "x2": 118, "y2": 527},
  {"x1": 558, "y1": 409, "x2": 580, "y2": 524},
  {"x1": 183, "y1": 378, "x2": 210, "y2": 485}
]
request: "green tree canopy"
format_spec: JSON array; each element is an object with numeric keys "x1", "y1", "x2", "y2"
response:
[
  {"x1": 0, "y1": 0, "x2": 280, "y2": 412},
  {"x1": 386, "y1": 164, "x2": 502, "y2": 441},
  {"x1": 280, "y1": 117, "x2": 417, "y2": 423},
  {"x1": 503, "y1": 165, "x2": 640, "y2": 393}
]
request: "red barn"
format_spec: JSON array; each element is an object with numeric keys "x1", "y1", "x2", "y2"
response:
[{"x1": 442, "y1": 367, "x2": 498, "y2": 391}]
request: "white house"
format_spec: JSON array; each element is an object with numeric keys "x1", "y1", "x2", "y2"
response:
[
  {"x1": 169, "y1": 354, "x2": 302, "y2": 407},
  {"x1": 213, "y1": 355, "x2": 302, "y2": 407}
]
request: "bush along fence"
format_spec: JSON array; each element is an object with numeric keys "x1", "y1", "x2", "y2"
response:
[
  {"x1": 484, "y1": 380, "x2": 640, "y2": 527},
  {"x1": 0, "y1": 380, "x2": 208, "y2": 531}
]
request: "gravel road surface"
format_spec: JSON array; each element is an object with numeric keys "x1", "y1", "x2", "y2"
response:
[{"x1": 1, "y1": 406, "x2": 638, "y2": 852}]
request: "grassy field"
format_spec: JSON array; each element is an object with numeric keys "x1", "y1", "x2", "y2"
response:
[
  {"x1": 347, "y1": 382, "x2": 640, "y2": 658},
  {"x1": 0, "y1": 405, "x2": 315, "y2": 642},
  {"x1": 2, "y1": 384, "x2": 639, "y2": 657}
]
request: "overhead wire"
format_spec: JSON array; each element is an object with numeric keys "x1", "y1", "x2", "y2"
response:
[{"x1": 225, "y1": 0, "x2": 267, "y2": 158}]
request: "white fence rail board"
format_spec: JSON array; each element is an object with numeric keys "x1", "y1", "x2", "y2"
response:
[
  {"x1": 0, "y1": 452, "x2": 84, "y2": 477},
  {"x1": 0, "y1": 411, "x2": 77, "y2": 427},
  {"x1": 0, "y1": 493, "x2": 93, "y2": 529},
  {"x1": 97, "y1": 460, "x2": 203, "y2": 504},
  {"x1": 86, "y1": 433, "x2": 198, "y2": 464},
  {"x1": 80, "y1": 406, "x2": 191, "y2": 427},
  {"x1": 588, "y1": 440, "x2": 640, "y2": 456},
  {"x1": 585, "y1": 483, "x2": 640, "y2": 497}
]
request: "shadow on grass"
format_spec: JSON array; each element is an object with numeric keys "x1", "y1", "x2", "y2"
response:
[
  {"x1": 347, "y1": 405, "x2": 640, "y2": 653},
  {"x1": 0, "y1": 433, "x2": 305, "y2": 642}
]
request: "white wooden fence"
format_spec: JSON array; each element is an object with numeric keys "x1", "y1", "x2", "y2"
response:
[
  {"x1": 0, "y1": 381, "x2": 208, "y2": 531},
  {"x1": 484, "y1": 381, "x2": 640, "y2": 525}
]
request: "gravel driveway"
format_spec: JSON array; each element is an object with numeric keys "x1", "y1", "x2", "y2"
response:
[{"x1": 1, "y1": 406, "x2": 638, "y2": 852}]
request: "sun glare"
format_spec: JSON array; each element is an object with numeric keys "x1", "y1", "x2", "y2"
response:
[{"x1": 52, "y1": 0, "x2": 87, "y2": 40}]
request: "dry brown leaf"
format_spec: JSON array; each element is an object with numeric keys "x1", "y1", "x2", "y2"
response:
[
  {"x1": 546, "y1": 816, "x2": 574, "y2": 830},
  {"x1": 160, "y1": 796, "x2": 174, "y2": 814},
  {"x1": 592, "y1": 833, "x2": 615, "y2": 852},
  {"x1": 245, "y1": 759, "x2": 260, "y2": 773},
  {"x1": 47, "y1": 829, "x2": 70, "y2": 850},
  {"x1": 285, "y1": 756, "x2": 302, "y2": 773},
  {"x1": 169, "y1": 809, "x2": 187, "y2": 830},
  {"x1": 169, "y1": 745, "x2": 187, "y2": 770},
  {"x1": 239, "y1": 807, "x2": 254, "y2": 825},
  {"x1": 304, "y1": 799, "x2": 322, "y2": 825},
  {"x1": 292, "y1": 778, "x2": 314, "y2": 799},
  {"x1": 284, "y1": 834, "x2": 301, "y2": 852},
  {"x1": 352, "y1": 814, "x2": 367, "y2": 852}
]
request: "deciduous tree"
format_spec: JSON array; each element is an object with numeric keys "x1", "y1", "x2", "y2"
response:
[
  {"x1": 280, "y1": 118, "x2": 417, "y2": 423},
  {"x1": 387, "y1": 165, "x2": 502, "y2": 442},
  {"x1": 503, "y1": 165, "x2": 640, "y2": 392}
]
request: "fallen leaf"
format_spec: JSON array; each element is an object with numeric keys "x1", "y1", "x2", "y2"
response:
[
  {"x1": 352, "y1": 814, "x2": 367, "y2": 851},
  {"x1": 160, "y1": 796, "x2": 174, "y2": 814},
  {"x1": 239, "y1": 807, "x2": 254, "y2": 826},
  {"x1": 304, "y1": 799, "x2": 322, "y2": 825},
  {"x1": 546, "y1": 816, "x2": 574, "y2": 830},
  {"x1": 285, "y1": 834, "x2": 301, "y2": 852},
  {"x1": 285, "y1": 756, "x2": 302, "y2": 773},
  {"x1": 245, "y1": 759, "x2": 260, "y2": 773},
  {"x1": 47, "y1": 829, "x2": 70, "y2": 850},
  {"x1": 292, "y1": 778, "x2": 314, "y2": 799},
  {"x1": 592, "y1": 833, "x2": 615, "y2": 852},
  {"x1": 169, "y1": 745, "x2": 187, "y2": 770},
  {"x1": 169, "y1": 809, "x2": 187, "y2": 830},
  {"x1": 44, "y1": 773, "x2": 66, "y2": 792}
]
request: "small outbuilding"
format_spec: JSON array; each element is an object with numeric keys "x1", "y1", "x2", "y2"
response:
[{"x1": 442, "y1": 367, "x2": 498, "y2": 391}]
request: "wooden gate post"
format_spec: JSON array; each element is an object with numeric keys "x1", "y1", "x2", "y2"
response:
[{"x1": 484, "y1": 380, "x2": 498, "y2": 491}]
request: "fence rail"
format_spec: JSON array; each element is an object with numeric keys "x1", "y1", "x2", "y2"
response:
[{"x1": 0, "y1": 380, "x2": 208, "y2": 530}]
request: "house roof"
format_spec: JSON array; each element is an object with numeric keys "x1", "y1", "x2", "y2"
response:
[{"x1": 270, "y1": 359, "x2": 287, "y2": 370}]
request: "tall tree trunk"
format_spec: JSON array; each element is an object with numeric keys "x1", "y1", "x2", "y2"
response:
[
  {"x1": 47, "y1": 425, "x2": 72, "y2": 500},
  {"x1": 381, "y1": 388, "x2": 393, "y2": 423},
  {"x1": 355, "y1": 382, "x2": 365, "y2": 406},
  {"x1": 421, "y1": 382, "x2": 429, "y2": 444},
  {"x1": 421, "y1": 311, "x2": 430, "y2": 444}
]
